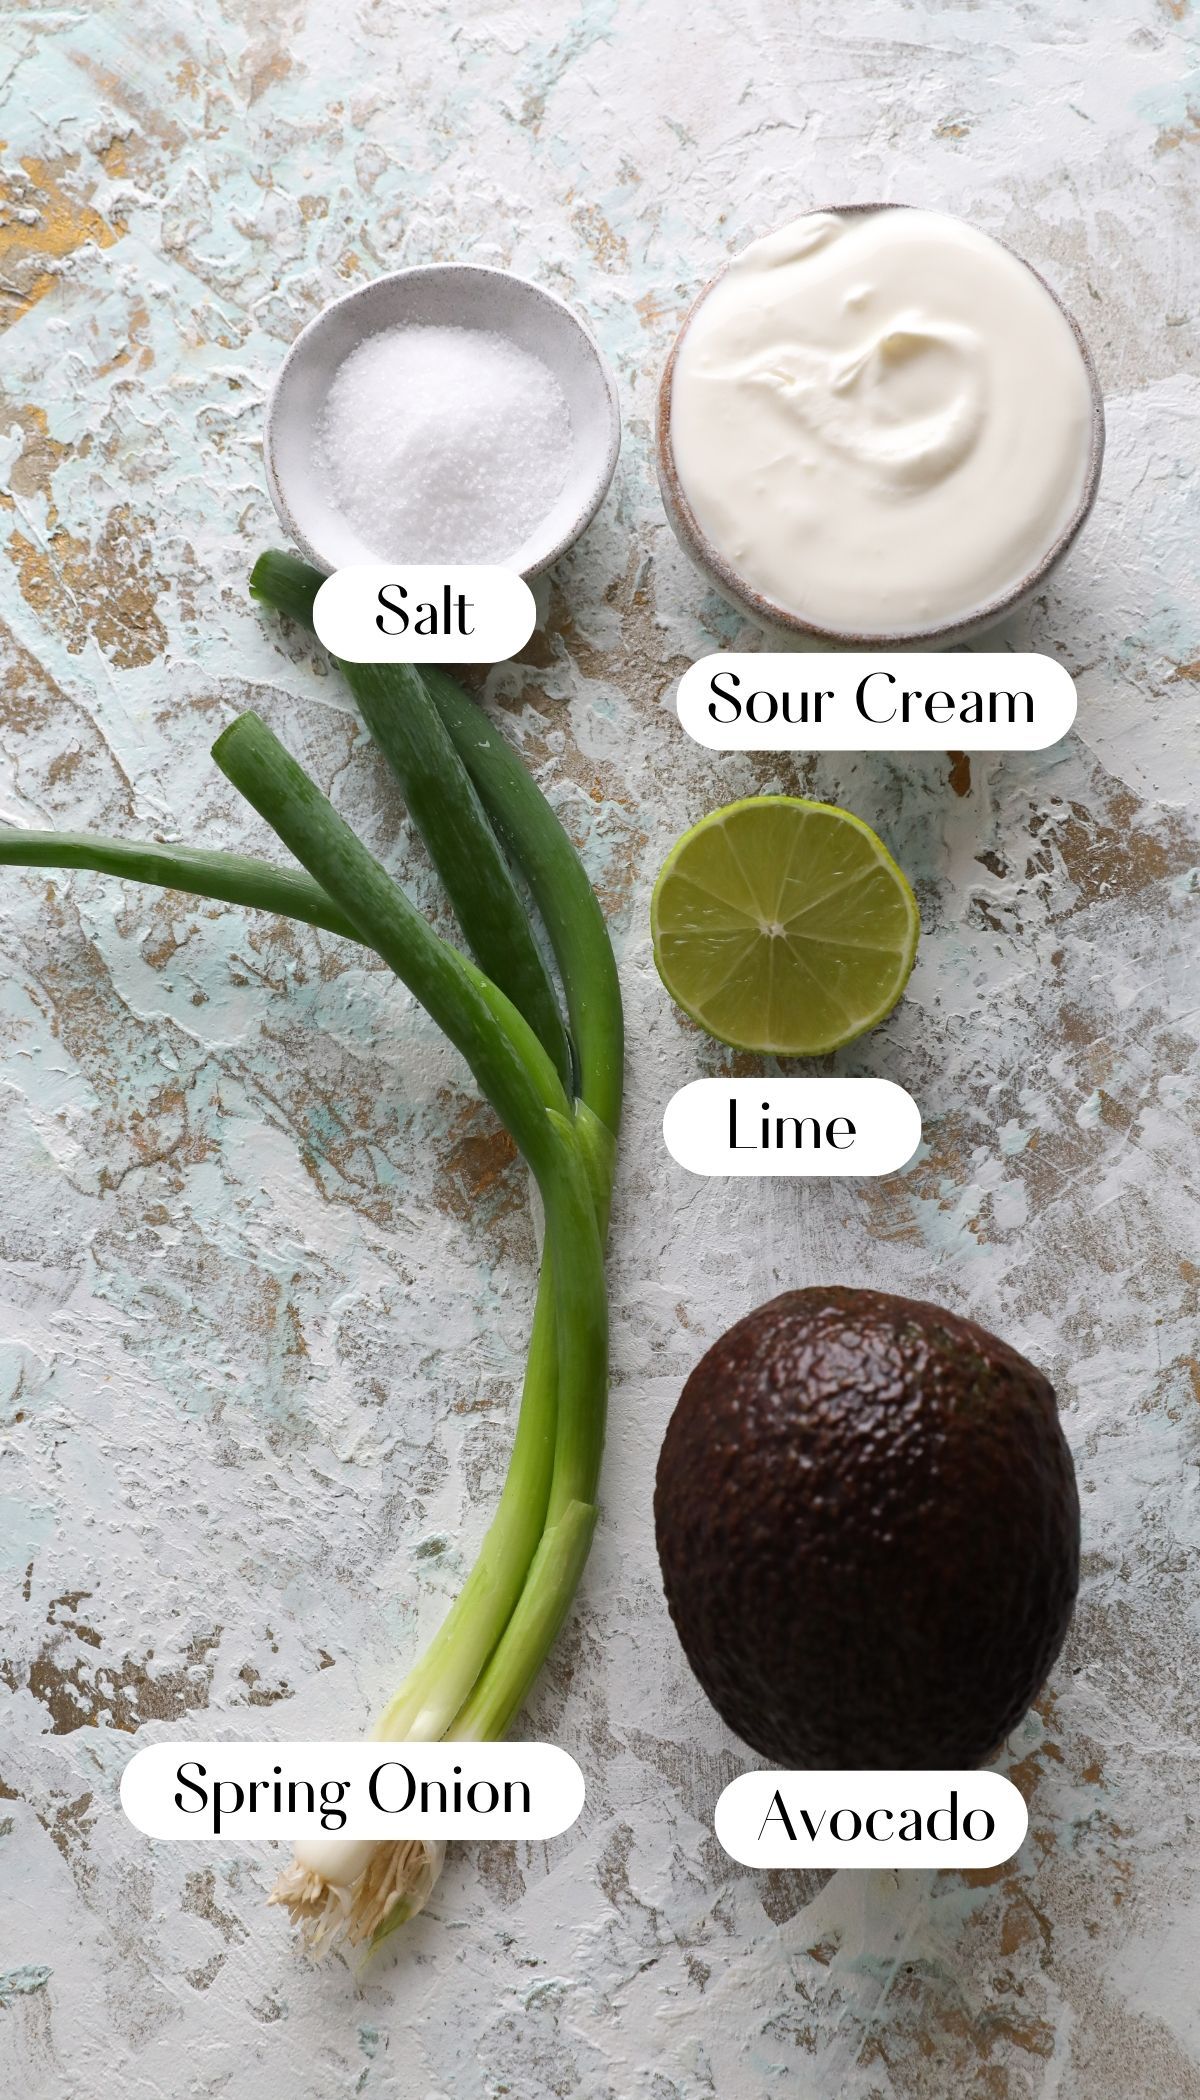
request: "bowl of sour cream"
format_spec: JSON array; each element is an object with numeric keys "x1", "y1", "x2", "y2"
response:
[{"x1": 657, "y1": 205, "x2": 1104, "y2": 645}]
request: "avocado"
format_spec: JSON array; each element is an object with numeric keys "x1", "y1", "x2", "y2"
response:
[{"x1": 654, "y1": 1287, "x2": 1080, "y2": 1770}]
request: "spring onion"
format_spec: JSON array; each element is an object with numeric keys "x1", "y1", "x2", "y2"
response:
[
  {"x1": 247, "y1": 555, "x2": 622, "y2": 1944},
  {"x1": 0, "y1": 563, "x2": 622, "y2": 1956}
]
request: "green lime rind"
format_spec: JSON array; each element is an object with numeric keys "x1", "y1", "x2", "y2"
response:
[{"x1": 650, "y1": 795, "x2": 920, "y2": 1056}]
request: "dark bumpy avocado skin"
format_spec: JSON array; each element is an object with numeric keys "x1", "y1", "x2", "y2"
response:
[{"x1": 654, "y1": 1288, "x2": 1080, "y2": 1771}]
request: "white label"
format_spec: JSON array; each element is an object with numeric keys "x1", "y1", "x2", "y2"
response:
[
  {"x1": 120, "y1": 1740, "x2": 583, "y2": 1842},
  {"x1": 677, "y1": 652, "x2": 1076, "y2": 752},
  {"x1": 716, "y1": 1769, "x2": 1027, "y2": 1870},
  {"x1": 664, "y1": 1077, "x2": 920, "y2": 1177},
  {"x1": 314, "y1": 564, "x2": 536, "y2": 664}
]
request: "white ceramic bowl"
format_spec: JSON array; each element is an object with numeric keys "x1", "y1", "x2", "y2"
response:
[{"x1": 264, "y1": 265, "x2": 621, "y2": 578}]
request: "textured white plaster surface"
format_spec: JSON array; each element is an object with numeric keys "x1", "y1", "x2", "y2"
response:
[{"x1": 0, "y1": 2, "x2": 1197, "y2": 2094}]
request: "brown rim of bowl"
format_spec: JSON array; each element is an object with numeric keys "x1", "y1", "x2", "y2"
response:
[{"x1": 656, "y1": 203, "x2": 1106, "y2": 648}]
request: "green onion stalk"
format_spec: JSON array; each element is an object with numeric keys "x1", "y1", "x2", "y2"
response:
[{"x1": 0, "y1": 553, "x2": 622, "y2": 1954}]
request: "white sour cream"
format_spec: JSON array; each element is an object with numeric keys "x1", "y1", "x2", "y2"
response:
[{"x1": 667, "y1": 208, "x2": 1096, "y2": 637}]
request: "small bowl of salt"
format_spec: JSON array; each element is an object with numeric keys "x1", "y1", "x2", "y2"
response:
[{"x1": 264, "y1": 265, "x2": 620, "y2": 580}]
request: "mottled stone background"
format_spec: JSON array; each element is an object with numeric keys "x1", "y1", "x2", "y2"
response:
[{"x1": 0, "y1": 1, "x2": 1197, "y2": 2094}]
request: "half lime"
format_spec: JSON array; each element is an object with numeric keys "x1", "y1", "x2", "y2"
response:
[{"x1": 650, "y1": 796, "x2": 919, "y2": 1055}]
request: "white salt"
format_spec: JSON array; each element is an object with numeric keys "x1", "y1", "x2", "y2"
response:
[{"x1": 313, "y1": 323, "x2": 573, "y2": 564}]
